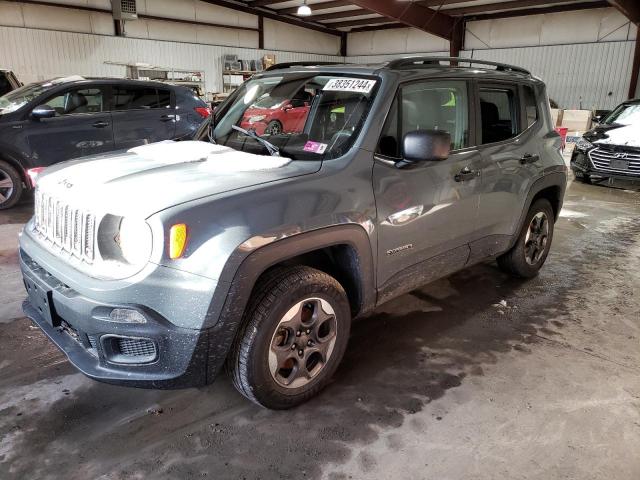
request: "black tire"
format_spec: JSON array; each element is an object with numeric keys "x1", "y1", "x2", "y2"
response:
[
  {"x1": 0, "y1": 160, "x2": 23, "y2": 210},
  {"x1": 497, "y1": 198, "x2": 555, "y2": 278},
  {"x1": 265, "y1": 120, "x2": 282, "y2": 135},
  {"x1": 227, "y1": 266, "x2": 351, "y2": 409},
  {"x1": 577, "y1": 174, "x2": 592, "y2": 184}
]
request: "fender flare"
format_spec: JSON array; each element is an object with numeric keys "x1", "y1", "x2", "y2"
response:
[
  {"x1": 509, "y1": 168, "x2": 567, "y2": 250},
  {"x1": 203, "y1": 223, "x2": 375, "y2": 383},
  {"x1": 0, "y1": 150, "x2": 29, "y2": 187}
]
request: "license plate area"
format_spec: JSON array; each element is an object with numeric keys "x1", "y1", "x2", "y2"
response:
[
  {"x1": 610, "y1": 159, "x2": 629, "y2": 170},
  {"x1": 23, "y1": 274, "x2": 58, "y2": 327}
]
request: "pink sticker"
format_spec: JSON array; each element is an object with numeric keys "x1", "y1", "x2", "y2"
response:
[{"x1": 303, "y1": 141, "x2": 328, "y2": 154}]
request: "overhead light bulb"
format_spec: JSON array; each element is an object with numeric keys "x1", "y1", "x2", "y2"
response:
[{"x1": 297, "y1": 2, "x2": 311, "y2": 16}]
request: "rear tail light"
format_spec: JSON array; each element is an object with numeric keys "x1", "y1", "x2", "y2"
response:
[
  {"x1": 194, "y1": 106, "x2": 212, "y2": 118},
  {"x1": 27, "y1": 167, "x2": 45, "y2": 187}
]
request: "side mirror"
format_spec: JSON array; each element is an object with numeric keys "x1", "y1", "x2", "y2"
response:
[
  {"x1": 31, "y1": 104, "x2": 56, "y2": 120},
  {"x1": 283, "y1": 103, "x2": 294, "y2": 111},
  {"x1": 398, "y1": 129, "x2": 451, "y2": 168}
]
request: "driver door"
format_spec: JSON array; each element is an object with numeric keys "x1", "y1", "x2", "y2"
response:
[
  {"x1": 373, "y1": 79, "x2": 483, "y2": 302},
  {"x1": 26, "y1": 86, "x2": 114, "y2": 166}
]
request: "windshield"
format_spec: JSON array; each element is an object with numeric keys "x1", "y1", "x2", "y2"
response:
[
  {"x1": 0, "y1": 76, "x2": 84, "y2": 115},
  {"x1": 212, "y1": 73, "x2": 379, "y2": 160},
  {"x1": 602, "y1": 103, "x2": 640, "y2": 126}
]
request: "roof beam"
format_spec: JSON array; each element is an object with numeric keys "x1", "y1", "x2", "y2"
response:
[
  {"x1": 608, "y1": 0, "x2": 640, "y2": 24},
  {"x1": 347, "y1": 0, "x2": 456, "y2": 39},
  {"x1": 446, "y1": 0, "x2": 601, "y2": 16},
  {"x1": 201, "y1": 0, "x2": 341, "y2": 35},
  {"x1": 312, "y1": 9, "x2": 374, "y2": 22},
  {"x1": 279, "y1": 1, "x2": 361, "y2": 15},
  {"x1": 249, "y1": 0, "x2": 291, "y2": 7},
  {"x1": 468, "y1": 1, "x2": 609, "y2": 21},
  {"x1": 349, "y1": 23, "x2": 405, "y2": 33},
  {"x1": 327, "y1": 17, "x2": 397, "y2": 28}
]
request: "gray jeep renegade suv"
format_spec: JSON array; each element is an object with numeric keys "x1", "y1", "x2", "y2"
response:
[{"x1": 19, "y1": 57, "x2": 566, "y2": 409}]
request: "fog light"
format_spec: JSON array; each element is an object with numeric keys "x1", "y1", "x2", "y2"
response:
[{"x1": 108, "y1": 308, "x2": 146, "y2": 324}]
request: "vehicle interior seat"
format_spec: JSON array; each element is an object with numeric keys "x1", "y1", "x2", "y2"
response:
[
  {"x1": 481, "y1": 100, "x2": 513, "y2": 143},
  {"x1": 64, "y1": 91, "x2": 88, "y2": 114}
]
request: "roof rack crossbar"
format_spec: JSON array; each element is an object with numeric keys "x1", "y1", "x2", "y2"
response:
[
  {"x1": 264, "y1": 61, "x2": 344, "y2": 72},
  {"x1": 385, "y1": 56, "x2": 530, "y2": 76}
]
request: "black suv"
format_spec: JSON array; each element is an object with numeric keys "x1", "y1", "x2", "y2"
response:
[
  {"x1": 571, "y1": 99, "x2": 640, "y2": 183},
  {"x1": 0, "y1": 77, "x2": 211, "y2": 208}
]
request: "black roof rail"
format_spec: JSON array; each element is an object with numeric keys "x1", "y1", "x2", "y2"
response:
[
  {"x1": 385, "y1": 56, "x2": 530, "y2": 75},
  {"x1": 264, "y1": 61, "x2": 344, "y2": 72}
]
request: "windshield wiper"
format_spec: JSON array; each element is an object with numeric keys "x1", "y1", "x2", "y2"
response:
[{"x1": 232, "y1": 125, "x2": 280, "y2": 157}]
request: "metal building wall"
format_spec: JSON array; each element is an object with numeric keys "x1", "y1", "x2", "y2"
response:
[
  {"x1": 345, "y1": 51, "x2": 448, "y2": 64},
  {"x1": 346, "y1": 41, "x2": 634, "y2": 110},
  {"x1": 0, "y1": 26, "x2": 343, "y2": 93},
  {"x1": 462, "y1": 42, "x2": 635, "y2": 110}
]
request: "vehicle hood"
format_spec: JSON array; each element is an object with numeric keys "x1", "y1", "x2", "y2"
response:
[
  {"x1": 243, "y1": 107, "x2": 276, "y2": 117},
  {"x1": 584, "y1": 122, "x2": 640, "y2": 148},
  {"x1": 36, "y1": 141, "x2": 321, "y2": 218}
]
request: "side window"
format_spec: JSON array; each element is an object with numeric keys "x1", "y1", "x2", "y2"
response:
[
  {"x1": 44, "y1": 88, "x2": 104, "y2": 116},
  {"x1": 377, "y1": 97, "x2": 399, "y2": 157},
  {"x1": 113, "y1": 87, "x2": 168, "y2": 111},
  {"x1": 377, "y1": 80, "x2": 469, "y2": 157},
  {"x1": 157, "y1": 89, "x2": 171, "y2": 108},
  {"x1": 522, "y1": 85, "x2": 538, "y2": 128},
  {"x1": 479, "y1": 87, "x2": 518, "y2": 144}
]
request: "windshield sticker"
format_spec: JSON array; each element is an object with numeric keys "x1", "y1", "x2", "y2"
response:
[
  {"x1": 323, "y1": 78, "x2": 376, "y2": 94},
  {"x1": 303, "y1": 141, "x2": 328, "y2": 154}
]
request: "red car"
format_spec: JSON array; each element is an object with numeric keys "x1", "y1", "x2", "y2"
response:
[{"x1": 240, "y1": 94, "x2": 311, "y2": 136}]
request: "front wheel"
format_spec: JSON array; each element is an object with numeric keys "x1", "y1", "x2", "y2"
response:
[
  {"x1": 228, "y1": 266, "x2": 351, "y2": 409},
  {"x1": 497, "y1": 198, "x2": 555, "y2": 278}
]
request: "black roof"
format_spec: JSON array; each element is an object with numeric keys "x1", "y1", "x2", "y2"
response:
[{"x1": 35, "y1": 76, "x2": 190, "y2": 90}]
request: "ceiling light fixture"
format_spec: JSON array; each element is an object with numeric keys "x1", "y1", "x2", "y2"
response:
[{"x1": 297, "y1": 1, "x2": 311, "y2": 16}]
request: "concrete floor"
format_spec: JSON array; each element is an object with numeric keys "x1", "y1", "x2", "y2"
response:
[{"x1": 1, "y1": 178, "x2": 640, "y2": 480}]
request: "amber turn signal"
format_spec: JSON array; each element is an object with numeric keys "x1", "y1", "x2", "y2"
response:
[{"x1": 169, "y1": 223, "x2": 188, "y2": 259}]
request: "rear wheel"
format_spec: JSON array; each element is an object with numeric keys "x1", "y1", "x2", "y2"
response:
[
  {"x1": 497, "y1": 198, "x2": 555, "y2": 278},
  {"x1": 0, "y1": 160, "x2": 23, "y2": 210},
  {"x1": 228, "y1": 266, "x2": 351, "y2": 409}
]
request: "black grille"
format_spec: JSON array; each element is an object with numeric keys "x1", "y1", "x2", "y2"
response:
[{"x1": 116, "y1": 338, "x2": 156, "y2": 357}]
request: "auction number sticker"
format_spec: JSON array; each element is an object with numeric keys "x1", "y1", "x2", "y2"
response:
[{"x1": 323, "y1": 78, "x2": 376, "y2": 94}]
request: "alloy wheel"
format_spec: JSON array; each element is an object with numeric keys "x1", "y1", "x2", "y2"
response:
[
  {"x1": 268, "y1": 297, "x2": 338, "y2": 389},
  {"x1": 524, "y1": 211, "x2": 549, "y2": 265},
  {"x1": 0, "y1": 167, "x2": 15, "y2": 204}
]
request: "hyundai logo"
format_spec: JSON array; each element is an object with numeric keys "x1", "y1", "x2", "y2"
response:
[{"x1": 613, "y1": 153, "x2": 629, "y2": 159}]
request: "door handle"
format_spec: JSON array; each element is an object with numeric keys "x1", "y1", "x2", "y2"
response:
[
  {"x1": 520, "y1": 153, "x2": 540, "y2": 164},
  {"x1": 454, "y1": 167, "x2": 479, "y2": 182},
  {"x1": 160, "y1": 115, "x2": 175, "y2": 122},
  {"x1": 91, "y1": 121, "x2": 109, "y2": 128}
]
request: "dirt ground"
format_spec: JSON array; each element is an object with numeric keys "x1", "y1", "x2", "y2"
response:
[{"x1": 1, "y1": 177, "x2": 640, "y2": 480}]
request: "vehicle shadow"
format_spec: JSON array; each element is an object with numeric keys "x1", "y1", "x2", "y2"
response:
[
  {"x1": 0, "y1": 260, "x2": 567, "y2": 480},
  {"x1": 3, "y1": 200, "x2": 639, "y2": 480}
]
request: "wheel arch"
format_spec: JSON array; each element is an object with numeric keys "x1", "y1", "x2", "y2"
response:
[
  {"x1": 508, "y1": 169, "x2": 566, "y2": 250},
  {"x1": 0, "y1": 153, "x2": 29, "y2": 189},
  {"x1": 204, "y1": 224, "x2": 376, "y2": 383}
]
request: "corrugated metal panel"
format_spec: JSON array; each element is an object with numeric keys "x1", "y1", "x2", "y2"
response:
[
  {"x1": 346, "y1": 51, "x2": 449, "y2": 64},
  {"x1": 463, "y1": 42, "x2": 635, "y2": 110},
  {"x1": 0, "y1": 26, "x2": 343, "y2": 92}
]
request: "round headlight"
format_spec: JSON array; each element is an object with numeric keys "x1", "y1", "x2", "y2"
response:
[{"x1": 118, "y1": 217, "x2": 152, "y2": 266}]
